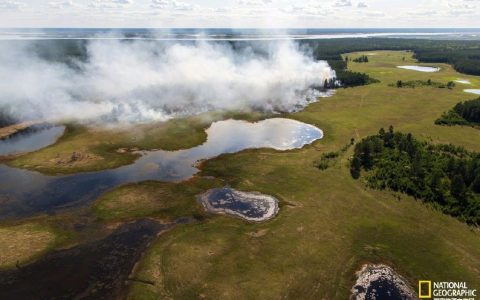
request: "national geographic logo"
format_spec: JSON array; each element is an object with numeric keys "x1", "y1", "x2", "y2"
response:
[{"x1": 419, "y1": 280, "x2": 477, "y2": 300}]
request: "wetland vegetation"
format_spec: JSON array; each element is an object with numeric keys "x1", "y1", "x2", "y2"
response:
[
  {"x1": 126, "y1": 50, "x2": 480, "y2": 299},
  {"x1": 0, "y1": 118, "x2": 322, "y2": 219},
  {"x1": 1, "y1": 45, "x2": 480, "y2": 299}
]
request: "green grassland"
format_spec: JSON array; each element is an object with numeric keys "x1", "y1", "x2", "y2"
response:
[
  {"x1": 124, "y1": 51, "x2": 480, "y2": 299},
  {"x1": 93, "y1": 177, "x2": 224, "y2": 222},
  {"x1": 2, "y1": 50, "x2": 480, "y2": 298}
]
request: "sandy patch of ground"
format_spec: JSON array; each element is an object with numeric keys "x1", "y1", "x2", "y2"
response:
[
  {"x1": 0, "y1": 224, "x2": 55, "y2": 268},
  {"x1": 0, "y1": 122, "x2": 39, "y2": 140}
]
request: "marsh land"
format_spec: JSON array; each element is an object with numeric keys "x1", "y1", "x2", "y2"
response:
[{"x1": 1, "y1": 49, "x2": 480, "y2": 299}]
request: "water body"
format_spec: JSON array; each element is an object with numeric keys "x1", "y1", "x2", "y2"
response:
[
  {"x1": 0, "y1": 124, "x2": 65, "y2": 156},
  {"x1": 0, "y1": 118, "x2": 322, "y2": 219},
  {"x1": 464, "y1": 89, "x2": 480, "y2": 95},
  {"x1": 1, "y1": 28, "x2": 480, "y2": 41},
  {"x1": 397, "y1": 65, "x2": 440, "y2": 72},
  {"x1": 198, "y1": 187, "x2": 279, "y2": 222},
  {"x1": 455, "y1": 79, "x2": 471, "y2": 85},
  {"x1": 351, "y1": 264, "x2": 416, "y2": 300}
]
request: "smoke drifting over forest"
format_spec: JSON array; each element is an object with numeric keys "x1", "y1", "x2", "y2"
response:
[{"x1": 0, "y1": 38, "x2": 336, "y2": 124}]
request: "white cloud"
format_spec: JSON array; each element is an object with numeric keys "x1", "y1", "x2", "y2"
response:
[
  {"x1": 281, "y1": 2, "x2": 327, "y2": 16},
  {"x1": 48, "y1": 1, "x2": 76, "y2": 9},
  {"x1": 0, "y1": 0, "x2": 26, "y2": 11},
  {"x1": 364, "y1": 10, "x2": 384, "y2": 17},
  {"x1": 333, "y1": 0, "x2": 352, "y2": 7},
  {"x1": 237, "y1": 0, "x2": 272, "y2": 6},
  {"x1": 89, "y1": 0, "x2": 133, "y2": 9},
  {"x1": 0, "y1": 0, "x2": 478, "y2": 28},
  {"x1": 357, "y1": 2, "x2": 367, "y2": 8},
  {"x1": 151, "y1": 0, "x2": 195, "y2": 10}
]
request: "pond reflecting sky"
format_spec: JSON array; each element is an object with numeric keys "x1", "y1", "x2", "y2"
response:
[
  {"x1": 397, "y1": 66, "x2": 440, "y2": 72},
  {"x1": 0, "y1": 125, "x2": 65, "y2": 156},
  {"x1": 0, "y1": 118, "x2": 322, "y2": 219}
]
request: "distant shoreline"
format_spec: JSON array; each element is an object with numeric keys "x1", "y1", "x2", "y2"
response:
[{"x1": 0, "y1": 28, "x2": 479, "y2": 41}]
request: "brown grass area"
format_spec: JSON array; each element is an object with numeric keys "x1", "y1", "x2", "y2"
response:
[{"x1": 0, "y1": 224, "x2": 56, "y2": 268}]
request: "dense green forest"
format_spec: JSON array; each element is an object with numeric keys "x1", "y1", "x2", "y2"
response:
[
  {"x1": 350, "y1": 127, "x2": 480, "y2": 225},
  {"x1": 304, "y1": 38, "x2": 480, "y2": 77},
  {"x1": 335, "y1": 70, "x2": 379, "y2": 87},
  {"x1": 436, "y1": 97, "x2": 480, "y2": 126}
]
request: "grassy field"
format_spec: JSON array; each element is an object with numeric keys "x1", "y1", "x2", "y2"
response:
[
  {"x1": 123, "y1": 51, "x2": 480, "y2": 299},
  {"x1": 1, "y1": 50, "x2": 480, "y2": 298},
  {"x1": 0, "y1": 223, "x2": 58, "y2": 269},
  {"x1": 93, "y1": 177, "x2": 223, "y2": 222}
]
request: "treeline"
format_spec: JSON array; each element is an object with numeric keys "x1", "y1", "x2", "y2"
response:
[
  {"x1": 436, "y1": 97, "x2": 480, "y2": 126},
  {"x1": 303, "y1": 38, "x2": 480, "y2": 76},
  {"x1": 352, "y1": 55, "x2": 369, "y2": 63},
  {"x1": 350, "y1": 126, "x2": 480, "y2": 225},
  {"x1": 391, "y1": 79, "x2": 455, "y2": 89},
  {"x1": 336, "y1": 70, "x2": 379, "y2": 87},
  {"x1": 314, "y1": 49, "x2": 378, "y2": 87}
]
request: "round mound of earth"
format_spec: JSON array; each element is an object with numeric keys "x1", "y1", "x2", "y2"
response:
[
  {"x1": 197, "y1": 187, "x2": 279, "y2": 222},
  {"x1": 351, "y1": 264, "x2": 417, "y2": 300}
]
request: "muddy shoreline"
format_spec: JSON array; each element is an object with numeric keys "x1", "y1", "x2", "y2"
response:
[
  {"x1": 351, "y1": 264, "x2": 417, "y2": 300},
  {"x1": 198, "y1": 187, "x2": 279, "y2": 222}
]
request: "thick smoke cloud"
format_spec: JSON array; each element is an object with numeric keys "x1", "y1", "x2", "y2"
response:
[{"x1": 0, "y1": 39, "x2": 335, "y2": 124}]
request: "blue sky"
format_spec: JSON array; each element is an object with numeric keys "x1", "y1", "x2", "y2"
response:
[{"x1": 0, "y1": 0, "x2": 479, "y2": 28}]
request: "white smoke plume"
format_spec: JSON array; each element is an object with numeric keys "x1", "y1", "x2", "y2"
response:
[{"x1": 0, "y1": 38, "x2": 335, "y2": 124}]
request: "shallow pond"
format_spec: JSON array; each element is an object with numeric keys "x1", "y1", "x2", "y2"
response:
[
  {"x1": 0, "y1": 118, "x2": 322, "y2": 219},
  {"x1": 0, "y1": 124, "x2": 65, "y2": 156},
  {"x1": 455, "y1": 79, "x2": 471, "y2": 85},
  {"x1": 197, "y1": 187, "x2": 279, "y2": 222},
  {"x1": 464, "y1": 89, "x2": 480, "y2": 95},
  {"x1": 351, "y1": 264, "x2": 416, "y2": 300},
  {"x1": 397, "y1": 65, "x2": 440, "y2": 72}
]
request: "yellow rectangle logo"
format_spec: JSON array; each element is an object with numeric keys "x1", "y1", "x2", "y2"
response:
[{"x1": 419, "y1": 280, "x2": 432, "y2": 299}]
